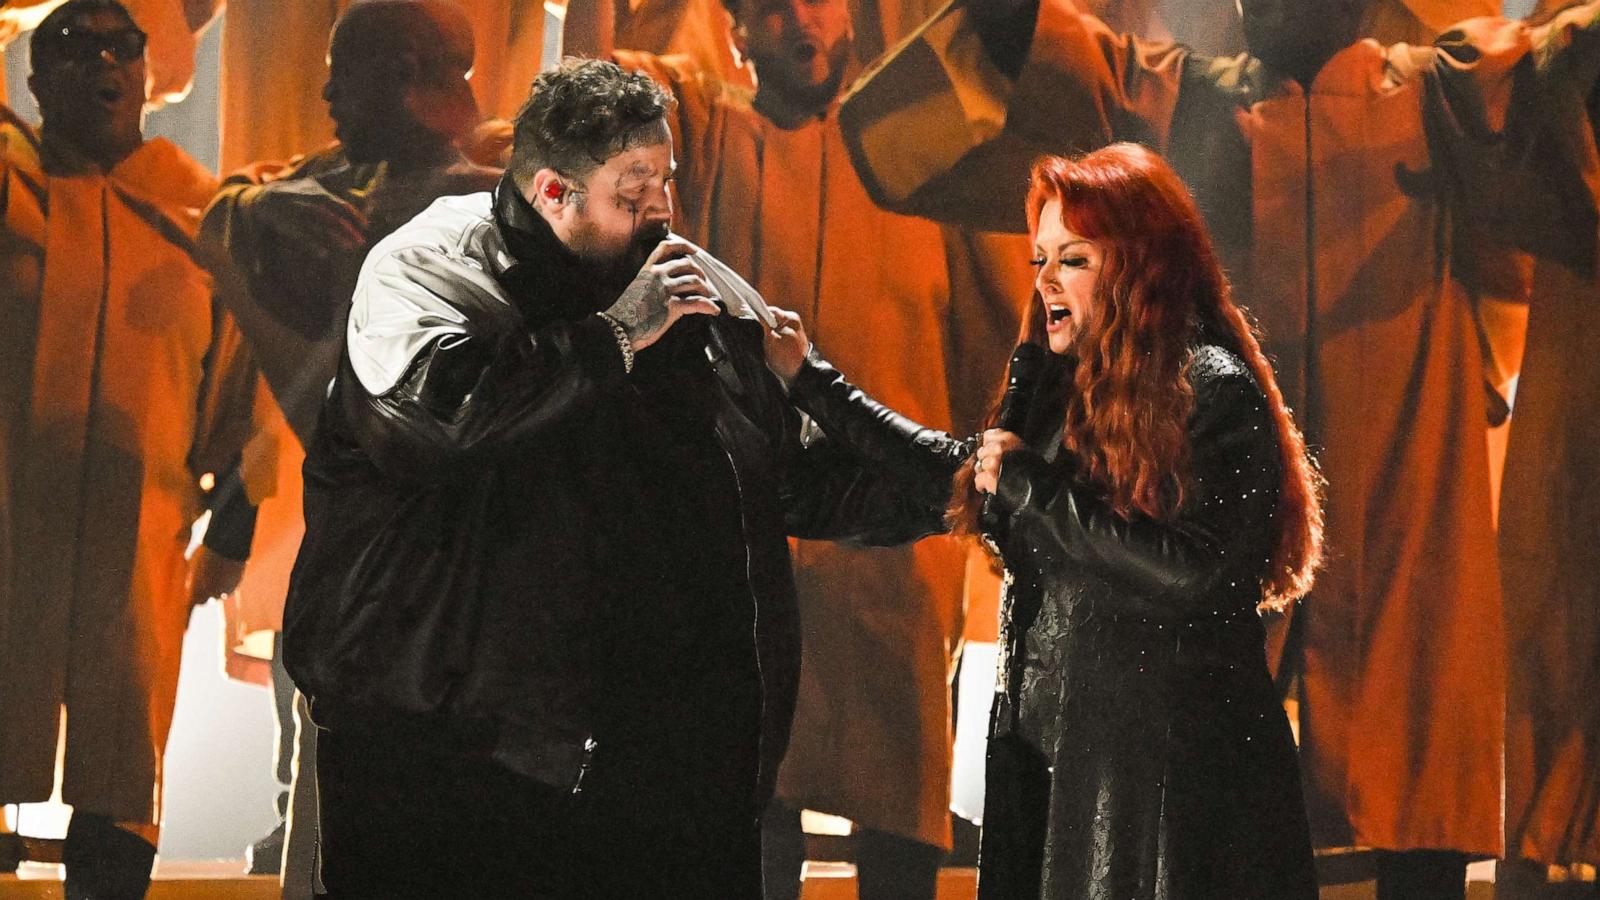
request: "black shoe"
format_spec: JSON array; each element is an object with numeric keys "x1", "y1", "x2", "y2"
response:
[
  {"x1": 245, "y1": 821, "x2": 285, "y2": 876},
  {"x1": 62, "y1": 813, "x2": 155, "y2": 900},
  {"x1": 0, "y1": 832, "x2": 21, "y2": 873}
]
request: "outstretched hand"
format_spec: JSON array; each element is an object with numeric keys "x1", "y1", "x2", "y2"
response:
[
  {"x1": 603, "y1": 236, "x2": 723, "y2": 351},
  {"x1": 762, "y1": 306, "x2": 812, "y2": 388}
]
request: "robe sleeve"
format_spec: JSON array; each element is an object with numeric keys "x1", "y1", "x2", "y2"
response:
[
  {"x1": 198, "y1": 155, "x2": 329, "y2": 290},
  {"x1": 1528, "y1": 1, "x2": 1600, "y2": 276},
  {"x1": 198, "y1": 164, "x2": 287, "y2": 288},
  {"x1": 1401, "y1": 4, "x2": 1600, "y2": 413},
  {"x1": 1, "y1": 105, "x2": 42, "y2": 203},
  {"x1": 1424, "y1": 6, "x2": 1600, "y2": 280},
  {"x1": 195, "y1": 151, "x2": 355, "y2": 442},
  {"x1": 837, "y1": 0, "x2": 1187, "y2": 232}
]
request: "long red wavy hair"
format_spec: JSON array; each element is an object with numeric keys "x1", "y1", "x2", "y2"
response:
[{"x1": 951, "y1": 144, "x2": 1323, "y2": 608}]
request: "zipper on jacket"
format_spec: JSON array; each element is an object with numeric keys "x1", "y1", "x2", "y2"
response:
[
  {"x1": 705, "y1": 331, "x2": 765, "y2": 800},
  {"x1": 717, "y1": 437, "x2": 764, "y2": 796},
  {"x1": 571, "y1": 736, "x2": 598, "y2": 795}
]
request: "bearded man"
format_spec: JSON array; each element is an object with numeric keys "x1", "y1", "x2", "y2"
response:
[{"x1": 281, "y1": 57, "x2": 951, "y2": 897}]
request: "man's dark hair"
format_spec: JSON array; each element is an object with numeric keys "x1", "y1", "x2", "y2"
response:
[
  {"x1": 509, "y1": 58, "x2": 673, "y2": 187},
  {"x1": 31, "y1": 0, "x2": 141, "y2": 71}
]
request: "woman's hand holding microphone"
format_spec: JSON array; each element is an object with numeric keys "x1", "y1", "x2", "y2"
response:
[{"x1": 973, "y1": 429, "x2": 1023, "y2": 495}]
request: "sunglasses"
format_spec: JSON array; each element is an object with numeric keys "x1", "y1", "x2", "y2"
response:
[{"x1": 35, "y1": 25, "x2": 148, "y2": 67}]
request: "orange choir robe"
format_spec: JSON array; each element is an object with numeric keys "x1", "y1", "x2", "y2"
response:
[
  {"x1": 838, "y1": 0, "x2": 1600, "y2": 857},
  {"x1": 1497, "y1": 6, "x2": 1600, "y2": 858},
  {"x1": 619, "y1": 50, "x2": 1033, "y2": 848},
  {"x1": 1501, "y1": 257, "x2": 1600, "y2": 867},
  {"x1": 0, "y1": 108, "x2": 247, "y2": 825}
]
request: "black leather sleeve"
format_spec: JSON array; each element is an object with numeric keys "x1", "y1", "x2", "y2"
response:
[
  {"x1": 777, "y1": 441, "x2": 948, "y2": 546},
  {"x1": 789, "y1": 355, "x2": 973, "y2": 508},
  {"x1": 338, "y1": 246, "x2": 629, "y2": 483},
  {"x1": 776, "y1": 356, "x2": 973, "y2": 545},
  {"x1": 996, "y1": 372, "x2": 1281, "y2": 614},
  {"x1": 342, "y1": 315, "x2": 625, "y2": 484}
]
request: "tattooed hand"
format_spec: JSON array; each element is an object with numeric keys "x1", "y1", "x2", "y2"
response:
[{"x1": 603, "y1": 237, "x2": 722, "y2": 351}]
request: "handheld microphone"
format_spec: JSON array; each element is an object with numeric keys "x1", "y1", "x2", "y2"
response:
[{"x1": 979, "y1": 342, "x2": 1048, "y2": 545}]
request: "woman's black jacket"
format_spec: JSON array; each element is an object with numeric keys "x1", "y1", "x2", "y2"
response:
[{"x1": 788, "y1": 345, "x2": 1318, "y2": 900}]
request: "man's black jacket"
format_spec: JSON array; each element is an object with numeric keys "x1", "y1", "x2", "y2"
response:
[{"x1": 281, "y1": 179, "x2": 947, "y2": 818}]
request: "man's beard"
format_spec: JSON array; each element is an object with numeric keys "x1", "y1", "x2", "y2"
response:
[{"x1": 571, "y1": 217, "x2": 672, "y2": 299}]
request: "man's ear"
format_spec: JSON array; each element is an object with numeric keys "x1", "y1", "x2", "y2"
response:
[{"x1": 528, "y1": 168, "x2": 572, "y2": 218}]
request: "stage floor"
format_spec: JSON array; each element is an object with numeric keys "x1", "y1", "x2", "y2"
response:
[{"x1": 0, "y1": 860, "x2": 1511, "y2": 900}]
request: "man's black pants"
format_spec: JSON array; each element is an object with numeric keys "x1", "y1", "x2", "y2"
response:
[{"x1": 315, "y1": 726, "x2": 762, "y2": 899}]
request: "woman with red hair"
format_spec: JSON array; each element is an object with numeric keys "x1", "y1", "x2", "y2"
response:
[{"x1": 768, "y1": 142, "x2": 1324, "y2": 898}]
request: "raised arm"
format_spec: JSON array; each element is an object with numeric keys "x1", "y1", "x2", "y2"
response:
[
  {"x1": 750, "y1": 308, "x2": 968, "y2": 544},
  {"x1": 837, "y1": 0, "x2": 1187, "y2": 232},
  {"x1": 1424, "y1": 4, "x2": 1600, "y2": 279},
  {"x1": 196, "y1": 156, "x2": 378, "y2": 441},
  {"x1": 199, "y1": 163, "x2": 369, "y2": 284},
  {"x1": 788, "y1": 355, "x2": 972, "y2": 508},
  {"x1": 1532, "y1": 1, "x2": 1600, "y2": 88},
  {"x1": 1526, "y1": 0, "x2": 1600, "y2": 275}
]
